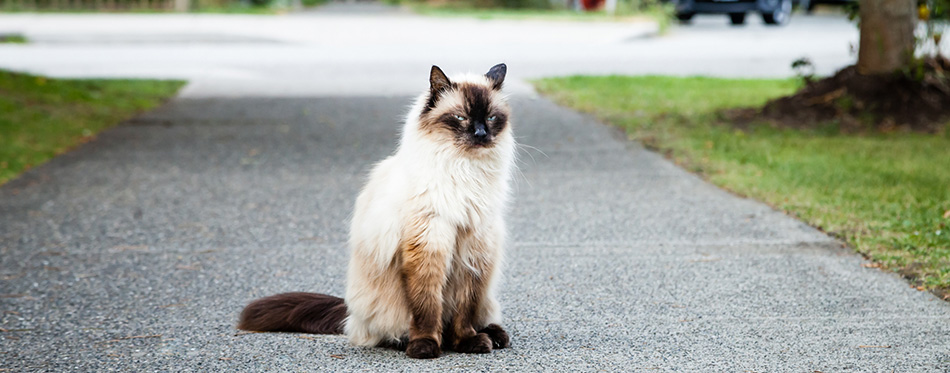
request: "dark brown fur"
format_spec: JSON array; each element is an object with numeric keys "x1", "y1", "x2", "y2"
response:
[
  {"x1": 444, "y1": 225, "x2": 493, "y2": 353},
  {"x1": 423, "y1": 65, "x2": 455, "y2": 115},
  {"x1": 400, "y1": 232, "x2": 449, "y2": 358},
  {"x1": 417, "y1": 84, "x2": 508, "y2": 150},
  {"x1": 485, "y1": 63, "x2": 506, "y2": 90},
  {"x1": 237, "y1": 292, "x2": 346, "y2": 334},
  {"x1": 406, "y1": 337, "x2": 441, "y2": 359},
  {"x1": 397, "y1": 211, "x2": 510, "y2": 358},
  {"x1": 478, "y1": 323, "x2": 510, "y2": 349}
]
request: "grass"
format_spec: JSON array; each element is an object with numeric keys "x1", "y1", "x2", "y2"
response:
[
  {"x1": 0, "y1": 7, "x2": 280, "y2": 14},
  {"x1": 0, "y1": 3, "x2": 284, "y2": 14},
  {"x1": 533, "y1": 75, "x2": 950, "y2": 299},
  {"x1": 0, "y1": 0, "x2": 329, "y2": 13},
  {"x1": 0, "y1": 34, "x2": 28, "y2": 44},
  {"x1": 0, "y1": 70, "x2": 185, "y2": 185}
]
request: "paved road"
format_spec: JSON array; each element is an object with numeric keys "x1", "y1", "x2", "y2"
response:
[
  {"x1": 3, "y1": 94, "x2": 950, "y2": 370},
  {"x1": 0, "y1": 8, "x2": 864, "y2": 97},
  {"x1": 3, "y1": 5, "x2": 950, "y2": 372}
]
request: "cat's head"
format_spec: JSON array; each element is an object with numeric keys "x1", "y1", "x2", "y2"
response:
[{"x1": 416, "y1": 63, "x2": 510, "y2": 152}]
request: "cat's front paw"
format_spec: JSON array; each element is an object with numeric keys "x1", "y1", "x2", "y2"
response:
[
  {"x1": 478, "y1": 324, "x2": 510, "y2": 349},
  {"x1": 378, "y1": 337, "x2": 409, "y2": 351},
  {"x1": 455, "y1": 333, "x2": 492, "y2": 354},
  {"x1": 406, "y1": 338, "x2": 441, "y2": 359}
]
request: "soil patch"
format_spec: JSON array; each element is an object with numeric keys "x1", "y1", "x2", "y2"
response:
[{"x1": 727, "y1": 56, "x2": 950, "y2": 133}]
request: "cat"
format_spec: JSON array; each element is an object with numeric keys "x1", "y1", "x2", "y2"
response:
[{"x1": 238, "y1": 63, "x2": 515, "y2": 359}]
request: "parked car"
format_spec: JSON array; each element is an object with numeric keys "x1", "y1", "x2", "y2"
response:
[
  {"x1": 672, "y1": 0, "x2": 807, "y2": 25},
  {"x1": 802, "y1": 0, "x2": 856, "y2": 13}
]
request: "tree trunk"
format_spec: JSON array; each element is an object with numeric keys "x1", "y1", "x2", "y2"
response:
[{"x1": 857, "y1": 0, "x2": 917, "y2": 74}]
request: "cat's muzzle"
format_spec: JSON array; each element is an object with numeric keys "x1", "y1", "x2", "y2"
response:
[{"x1": 471, "y1": 122, "x2": 491, "y2": 147}]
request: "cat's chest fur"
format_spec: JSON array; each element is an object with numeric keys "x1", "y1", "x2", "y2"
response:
[{"x1": 400, "y1": 145, "x2": 510, "y2": 233}]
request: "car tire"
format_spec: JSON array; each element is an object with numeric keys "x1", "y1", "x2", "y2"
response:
[
  {"x1": 762, "y1": 0, "x2": 792, "y2": 25},
  {"x1": 676, "y1": 12, "x2": 695, "y2": 21},
  {"x1": 728, "y1": 12, "x2": 746, "y2": 25},
  {"x1": 797, "y1": 0, "x2": 811, "y2": 12}
]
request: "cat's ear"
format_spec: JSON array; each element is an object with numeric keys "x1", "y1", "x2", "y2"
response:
[
  {"x1": 485, "y1": 63, "x2": 506, "y2": 90},
  {"x1": 429, "y1": 65, "x2": 452, "y2": 93}
]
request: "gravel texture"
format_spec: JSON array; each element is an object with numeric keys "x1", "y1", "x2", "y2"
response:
[{"x1": 2, "y1": 96, "x2": 949, "y2": 371}]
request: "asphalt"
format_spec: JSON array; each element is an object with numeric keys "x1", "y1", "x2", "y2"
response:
[{"x1": 2, "y1": 94, "x2": 950, "y2": 371}]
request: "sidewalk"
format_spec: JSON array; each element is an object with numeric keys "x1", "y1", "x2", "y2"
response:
[{"x1": 2, "y1": 94, "x2": 948, "y2": 370}]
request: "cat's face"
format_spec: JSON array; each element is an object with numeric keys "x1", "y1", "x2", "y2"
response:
[{"x1": 418, "y1": 64, "x2": 510, "y2": 153}]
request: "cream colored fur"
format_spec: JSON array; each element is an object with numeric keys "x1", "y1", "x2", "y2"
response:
[{"x1": 343, "y1": 73, "x2": 515, "y2": 347}]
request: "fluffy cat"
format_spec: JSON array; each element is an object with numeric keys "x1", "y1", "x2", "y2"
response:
[{"x1": 238, "y1": 63, "x2": 515, "y2": 359}]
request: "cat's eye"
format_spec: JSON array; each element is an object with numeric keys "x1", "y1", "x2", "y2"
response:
[
  {"x1": 454, "y1": 115, "x2": 466, "y2": 121},
  {"x1": 487, "y1": 116, "x2": 497, "y2": 121}
]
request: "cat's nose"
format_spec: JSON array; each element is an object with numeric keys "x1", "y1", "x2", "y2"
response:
[{"x1": 474, "y1": 123, "x2": 488, "y2": 139}]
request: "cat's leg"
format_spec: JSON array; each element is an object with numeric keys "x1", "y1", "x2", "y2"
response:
[
  {"x1": 447, "y1": 264, "x2": 494, "y2": 354},
  {"x1": 448, "y1": 223, "x2": 509, "y2": 353},
  {"x1": 469, "y1": 220, "x2": 510, "y2": 350},
  {"x1": 344, "y1": 247, "x2": 411, "y2": 348},
  {"x1": 400, "y1": 217, "x2": 454, "y2": 359},
  {"x1": 469, "y1": 272, "x2": 510, "y2": 350}
]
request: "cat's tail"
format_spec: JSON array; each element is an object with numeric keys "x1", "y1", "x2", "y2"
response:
[{"x1": 237, "y1": 292, "x2": 346, "y2": 334}]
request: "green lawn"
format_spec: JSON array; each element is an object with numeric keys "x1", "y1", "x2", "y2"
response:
[
  {"x1": 0, "y1": 0, "x2": 329, "y2": 13},
  {"x1": 533, "y1": 75, "x2": 950, "y2": 299},
  {"x1": 0, "y1": 70, "x2": 184, "y2": 185},
  {"x1": 0, "y1": 34, "x2": 28, "y2": 44},
  {"x1": 0, "y1": 3, "x2": 294, "y2": 14}
]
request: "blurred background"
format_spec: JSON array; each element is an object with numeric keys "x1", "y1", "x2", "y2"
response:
[{"x1": 0, "y1": 0, "x2": 880, "y2": 97}]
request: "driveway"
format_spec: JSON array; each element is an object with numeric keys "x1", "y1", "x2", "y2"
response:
[{"x1": 2, "y1": 6, "x2": 950, "y2": 371}]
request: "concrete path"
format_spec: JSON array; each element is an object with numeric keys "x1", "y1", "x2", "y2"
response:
[
  {"x1": 2, "y1": 5, "x2": 950, "y2": 372},
  {"x1": 3, "y1": 94, "x2": 950, "y2": 370}
]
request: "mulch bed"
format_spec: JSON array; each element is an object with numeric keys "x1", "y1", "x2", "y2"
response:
[{"x1": 727, "y1": 56, "x2": 950, "y2": 133}]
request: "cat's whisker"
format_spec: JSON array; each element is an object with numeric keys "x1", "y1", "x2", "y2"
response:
[
  {"x1": 513, "y1": 144, "x2": 545, "y2": 170},
  {"x1": 512, "y1": 162, "x2": 531, "y2": 190},
  {"x1": 516, "y1": 143, "x2": 548, "y2": 158},
  {"x1": 513, "y1": 140, "x2": 548, "y2": 164},
  {"x1": 514, "y1": 148, "x2": 537, "y2": 165}
]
